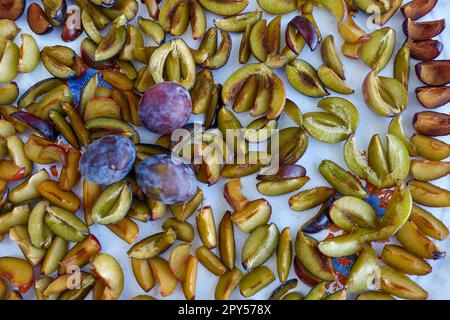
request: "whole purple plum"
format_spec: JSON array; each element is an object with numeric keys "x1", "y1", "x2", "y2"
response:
[
  {"x1": 79, "y1": 135, "x2": 136, "y2": 185},
  {"x1": 138, "y1": 82, "x2": 192, "y2": 135},
  {"x1": 136, "y1": 154, "x2": 197, "y2": 205}
]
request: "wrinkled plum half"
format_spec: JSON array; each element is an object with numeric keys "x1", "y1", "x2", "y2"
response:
[
  {"x1": 0, "y1": 0, "x2": 25, "y2": 20},
  {"x1": 136, "y1": 154, "x2": 197, "y2": 205},
  {"x1": 138, "y1": 82, "x2": 192, "y2": 135},
  {"x1": 11, "y1": 111, "x2": 58, "y2": 141},
  {"x1": 80, "y1": 135, "x2": 136, "y2": 185}
]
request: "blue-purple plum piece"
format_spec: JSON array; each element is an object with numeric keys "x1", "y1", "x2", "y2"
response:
[
  {"x1": 11, "y1": 111, "x2": 59, "y2": 141},
  {"x1": 79, "y1": 135, "x2": 136, "y2": 185},
  {"x1": 301, "y1": 195, "x2": 339, "y2": 234},
  {"x1": 138, "y1": 82, "x2": 192, "y2": 135},
  {"x1": 136, "y1": 154, "x2": 197, "y2": 205},
  {"x1": 286, "y1": 16, "x2": 318, "y2": 54}
]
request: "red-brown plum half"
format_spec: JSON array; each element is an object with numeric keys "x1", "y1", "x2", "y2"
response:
[
  {"x1": 0, "y1": 0, "x2": 25, "y2": 20},
  {"x1": 415, "y1": 60, "x2": 450, "y2": 86},
  {"x1": 136, "y1": 154, "x2": 197, "y2": 205},
  {"x1": 401, "y1": 0, "x2": 437, "y2": 21},
  {"x1": 403, "y1": 18, "x2": 446, "y2": 41},
  {"x1": 79, "y1": 135, "x2": 136, "y2": 185},
  {"x1": 138, "y1": 82, "x2": 192, "y2": 135},
  {"x1": 407, "y1": 39, "x2": 443, "y2": 61}
]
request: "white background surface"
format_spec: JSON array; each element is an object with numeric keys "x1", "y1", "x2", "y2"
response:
[{"x1": 1, "y1": 0, "x2": 449, "y2": 300}]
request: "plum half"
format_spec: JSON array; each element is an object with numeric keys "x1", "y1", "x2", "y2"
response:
[
  {"x1": 0, "y1": 0, "x2": 25, "y2": 20},
  {"x1": 416, "y1": 60, "x2": 450, "y2": 86},
  {"x1": 401, "y1": 0, "x2": 437, "y2": 21},
  {"x1": 27, "y1": 3, "x2": 53, "y2": 35},
  {"x1": 416, "y1": 86, "x2": 450, "y2": 109},
  {"x1": 413, "y1": 111, "x2": 450, "y2": 137},
  {"x1": 403, "y1": 18, "x2": 445, "y2": 41},
  {"x1": 407, "y1": 39, "x2": 443, "y2": 61}
]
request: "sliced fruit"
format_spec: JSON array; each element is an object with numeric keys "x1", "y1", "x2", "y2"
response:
[{"x1": 295, "y1": 231, "x2": 335, "y2": 281}]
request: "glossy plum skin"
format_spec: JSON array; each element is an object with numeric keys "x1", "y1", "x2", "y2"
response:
[
  {"x1": 138, "y1": 82, "x2": 192, "y2": 135},
  {"x1": 136, "y1": 154, "x2": 197, "y2": 205},
  {"x1": 79, "y1": 135, "x2": 136, "y2": 185}
]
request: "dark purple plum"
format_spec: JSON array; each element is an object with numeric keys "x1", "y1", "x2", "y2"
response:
[
  {"x1": 79, "y1": 135, "x2": 136, "y2": 185},
  {"x1": 11, "y1": 111, "x2": 58, "y2": 141},
  {"x1": 136, "y1": 154, "x2": 197, "y2": 205},
  {"x1": 301, "y1": 195, "x2": 338, "y2": 234},
  {"x1": 286, "y1": 15, "x2": 318, "y2": 54},
  {"x1": 138, "y1": 82, "x2": 192, "y2": 135}
]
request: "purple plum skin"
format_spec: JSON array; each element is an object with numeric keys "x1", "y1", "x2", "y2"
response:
[
  {"x1": 11, "y1": 111, "x2": 58, "y2": 141},
  {"x1": 136, "y1": 154, "x2": 197, "y2": 205},
  {"x1": 79, "y1": 135, "x2": 136, "y2": 185},
  {"x1": 138, "y1": 82, "x2": 192, "y2": 135}
]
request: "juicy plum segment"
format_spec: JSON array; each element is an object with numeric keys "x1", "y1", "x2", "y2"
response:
[
  {"x1": 137, "y1": 154, "x2": 197, "y2": 205},
  {"x1": 79, "y1": 135, "x2": 136, "y2": 185},
  {"x1": 138, "y1": 82, "x2": 192, "y2": 135}
]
